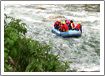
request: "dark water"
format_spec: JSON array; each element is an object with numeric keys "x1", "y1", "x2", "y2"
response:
[{"x1": 4, "y1": 4, "x2": 100, "y2": 71}]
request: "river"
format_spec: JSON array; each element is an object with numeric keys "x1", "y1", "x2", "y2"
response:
[{"x1": 4, "y1": 4, "x2": 100, "y2": 72}]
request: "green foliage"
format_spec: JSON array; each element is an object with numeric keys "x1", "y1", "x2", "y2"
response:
[{"x1": 4, "y1": 15, "x2": 69, "y2": 72}]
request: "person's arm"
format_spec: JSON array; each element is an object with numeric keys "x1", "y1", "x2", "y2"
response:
[{"x1": 71, "y1": 23, "x2": 75, "y2": 29}]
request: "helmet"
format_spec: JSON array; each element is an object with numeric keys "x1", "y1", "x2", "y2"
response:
[
  {"x1": 62, "y1": 21, "x2": 66, "y2": 24},
  {"x1": 78, "y1": 22, "x2": 81, "y2": 24}
]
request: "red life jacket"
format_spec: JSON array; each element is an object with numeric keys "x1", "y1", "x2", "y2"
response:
[
  {"x1": 60, "y1": 24, "x2": 69, "y2": 32},
  {"x1": 54, "y1": 21, "x2": 59, "y2": 26},
  {"x1": 75, "y1": 24, "x2": 81, "y2": 30},
  {"x1": 54, "y1": 21, "x2": 61, "y2": 27}
]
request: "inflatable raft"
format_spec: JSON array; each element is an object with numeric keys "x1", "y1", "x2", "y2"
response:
[{"x1": 52, "y1": 28, "x2": 82, "y2": 37}]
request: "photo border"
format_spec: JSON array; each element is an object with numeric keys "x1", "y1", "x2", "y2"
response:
[
  {"x1": 1, "y1": 1, "x2": 104, "y2": 76},
  {"x1": 0, "y1": 0, "x2": 1, "y2": 76}
]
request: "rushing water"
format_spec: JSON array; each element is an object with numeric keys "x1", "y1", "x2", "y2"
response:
[{"x1": 4, "y1": 4, "x2": 100, "y2": 71}]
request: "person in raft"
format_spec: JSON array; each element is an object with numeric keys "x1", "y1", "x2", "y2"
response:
[
  {"x1": 66, "y1": 20, "x2": 82, "y2": 33},
  {"x1": 70, "y1": 20, "x2": 75, "y2": 30},
  {"x1": 65, "y1": 19, "x2": 70, "y2": 26},
  {"x1": 65, "y1": 19, "x2": 75, "y2": 30},
  {"x1": 75, "y1": 22, "x2": 82, "y2": 33},
  {"x1": 54, "y1": 20, "x2": 61, "y2": 30},
  {"x1": 59, "y1": 21, "x2": 69, "y2": 32},
  {"x1": 65, "y1": 19, "x2": 72, "y2": 30}
]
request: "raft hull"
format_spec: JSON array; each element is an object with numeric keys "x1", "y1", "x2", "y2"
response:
[{"x1": 52, "y1": 28, "x2": 81, "y2": 37}]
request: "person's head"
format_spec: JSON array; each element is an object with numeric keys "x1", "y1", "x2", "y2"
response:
[
  {"x1": 57, "y1": 19, "x2": 61, "y2": 22},
  {"x1": 65, "y1": 19, "x2": 68, "y2": 21},
  {"x1": 65, "y1": 19, "x2": 70, "y2": 24},
  {"x1": 70, "y1": 20, "x2": 73, "y2": 23}
]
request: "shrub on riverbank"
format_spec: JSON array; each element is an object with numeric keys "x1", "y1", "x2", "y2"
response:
[{"x1": 4, "y1": 14, "x2": 69, "y2": 72}]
